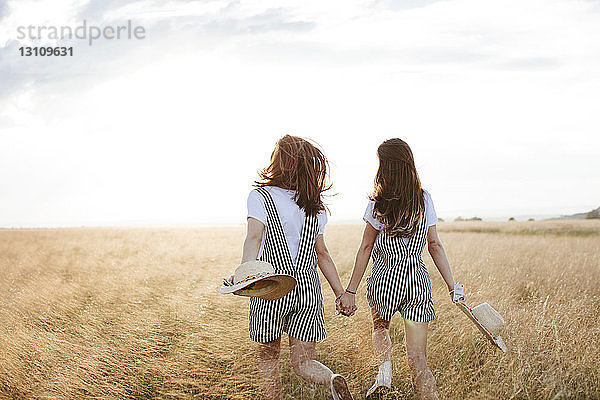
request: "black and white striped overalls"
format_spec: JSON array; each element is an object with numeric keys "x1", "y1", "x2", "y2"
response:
[
  {"x1": 366, "y1": 213, "x2": 436, "y2": 322},
  {"x1": 248, "y1": 187, "x2": 326, "y2": 343}
]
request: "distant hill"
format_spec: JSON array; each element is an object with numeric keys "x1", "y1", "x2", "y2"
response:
[
  {"x1": 559, "y1": 206, "x2": 600, "y2": 220},
  {"x1": 454, "y1": 216, "x2": 482, "y2": 222}
]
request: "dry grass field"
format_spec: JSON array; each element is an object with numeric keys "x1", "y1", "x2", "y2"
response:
[{"x1": 1, "y1": 220, "x2": 599, "y2": 399}]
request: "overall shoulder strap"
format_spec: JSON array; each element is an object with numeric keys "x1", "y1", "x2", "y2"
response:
[
  {"x1": 406, "y1": 212, "x2": 427, "y2": 254},
  {"x1": 295, "y1": 213, "x2": 319, "y2": 269},
  {"x1": 256, "y1": 187, "x2": 294, "y2": 270}
]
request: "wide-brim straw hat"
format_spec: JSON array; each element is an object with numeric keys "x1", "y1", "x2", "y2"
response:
[
  {"x1": 456, "y1": 301, "x2": 507, "y2": 352},
  {"x1": 220, "y1": 260, "x2": 297, "y2": 301}
]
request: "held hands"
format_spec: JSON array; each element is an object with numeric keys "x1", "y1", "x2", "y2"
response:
[{"x1": 336, "y1": 292, "x2": 357, "y2": 317}]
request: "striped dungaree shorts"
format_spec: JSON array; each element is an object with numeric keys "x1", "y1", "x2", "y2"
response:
[
  {"x1": 366, "y1": 214, "x2": 436, "y2": 322},
  {"x1": 248, "y1": 187, "x2": 326, "y2": 343}
]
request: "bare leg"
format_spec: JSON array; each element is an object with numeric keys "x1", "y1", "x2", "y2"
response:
[
  {"x1": 371, "y1": 308, "x2": 391, "y2": 364},
  {"x1": 366, "y1": 308, "x2": 392, "y2": 397},
  {"x1": 258, "y1": 337, "x2": 282, "y2": 400},
  {"x1": 403, "y1": 319, "x2": 439, "y2": 400},
  {"x1": 288, "y1": 337, "x2": 333, "y2": 385}
]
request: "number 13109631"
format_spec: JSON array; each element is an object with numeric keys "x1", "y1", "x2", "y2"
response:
[{"x1": 19, "y1": 47, "x2": 73, "y2": 56}]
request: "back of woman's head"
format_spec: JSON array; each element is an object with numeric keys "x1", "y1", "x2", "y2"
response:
[
  {"x1": 256, "y1": 135, "x2": 330, "y2": 217},
  {"x1": 370, "y1": 138, "x2": 424, "y2": 237}
]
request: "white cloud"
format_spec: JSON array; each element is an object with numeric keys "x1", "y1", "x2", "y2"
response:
[{"x1": 1, "y1": 0, "x2": 599, "y2": 226}]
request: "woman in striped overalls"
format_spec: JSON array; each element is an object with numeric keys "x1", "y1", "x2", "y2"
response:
[
  {"x1": 338, "y1": 138, "x2": 457, "y2": 400},
  {"x1": 240, "y1": 135, "x2": 354, "y2": 400}
]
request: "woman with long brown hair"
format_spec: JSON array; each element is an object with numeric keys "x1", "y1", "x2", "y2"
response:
[
  {"x1": 237, "y1": 135, "x2": 354, "y2": 400},
  {"x1": 337, "y1": 138, "x2": 456, "y2": 400}
]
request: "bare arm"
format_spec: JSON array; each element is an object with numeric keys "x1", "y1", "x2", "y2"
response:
[
  {"x1": 426, "y1": 225, "x2": 455, "y2": 295},
  {"x1": 241, "y1": 217, "x2": 265, "y2": 263},
  {"x1": 347, "y1": 222, "x2": 378, "y2": 292},
  {"x1": 337, "y1": 222, "x2": 378, "y2": 315},
  {"x1": 314, "y1": 234, "x2": 345, "y2": 298}
]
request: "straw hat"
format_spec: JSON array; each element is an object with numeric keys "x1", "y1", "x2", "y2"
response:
[
  {"x1": 220, "y1": 260, "x2": 297, "y2": 301},
  {"x1": 456, "y1": 301, "x2": 507, "y2": 352}
]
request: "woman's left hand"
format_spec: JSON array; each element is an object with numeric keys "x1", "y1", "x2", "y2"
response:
[{"x1": 336, "y1": 293, "x2": 357, "y2": 316}]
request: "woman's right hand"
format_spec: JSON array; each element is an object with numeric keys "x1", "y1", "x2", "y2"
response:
[{"x1": 336, "y1": 293, "x2": 357, "y2": 316}]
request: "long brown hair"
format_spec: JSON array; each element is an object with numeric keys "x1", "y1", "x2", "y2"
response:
[
  {"x1": 370, "y1": 138, "x2": 424, "y2": 237},
  {"x1": 255, "y1": 135, "x2": 331, "y2": 217}
]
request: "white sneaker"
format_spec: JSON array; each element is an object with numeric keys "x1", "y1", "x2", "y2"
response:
[
  {"x1": 365, "y1": 361, "x2": 392, "y2": 398},
  {"x1": 330, "y1": 374, "x2": 354, "y2": 400},
  {"x1": 366, "y1": 380, "x2": 390, "y2": 398}
]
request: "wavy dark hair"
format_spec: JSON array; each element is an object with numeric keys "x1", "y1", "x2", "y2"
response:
[
  {"x1": 255, "y1": 135, "x2": 331, "y2": 217},
  {"x1": 370, "y1": 138, "x2": 424, "y2": 237}
]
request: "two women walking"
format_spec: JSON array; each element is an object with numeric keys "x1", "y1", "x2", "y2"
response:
[{"x1": 229, "y1": 135, "x2": 456, "y2": 400}]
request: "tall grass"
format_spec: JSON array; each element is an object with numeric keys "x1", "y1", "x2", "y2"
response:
[
  {"x1": 1, "y1": 222, "x2": 599, "y2": 399},
  {"x1": 438, "y1": 219, "x2": 600, "y2": 237}
]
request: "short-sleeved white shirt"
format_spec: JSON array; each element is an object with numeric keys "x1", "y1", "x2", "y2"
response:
[
  {"x1": 363, "y1": 190, "x2": 438, "y2": 244},
  {"x1": 247, "y1": 186, "x2": 328, "y2": 265}
]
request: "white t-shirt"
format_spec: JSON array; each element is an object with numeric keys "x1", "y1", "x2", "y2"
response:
[
  {"x1": 247, "y1": 186, "x2": 328, "y2": 265},
  {"x1": 363, "y1": 190, "x2": 438, "y2": 244}
]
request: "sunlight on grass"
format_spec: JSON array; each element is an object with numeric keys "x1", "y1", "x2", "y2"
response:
[{"x1": 1, "y1": 222, "x2": 599, "y2": 399}]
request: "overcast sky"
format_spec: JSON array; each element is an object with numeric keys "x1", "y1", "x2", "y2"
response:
[{"x1": 1, "y1": 0, "x2": 599, "y2": 227}]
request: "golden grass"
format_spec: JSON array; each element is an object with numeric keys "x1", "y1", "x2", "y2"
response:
[
  {"x1": 438, "y1": 219, "x2": 600, "y2": 237},
  {"x1": 1, "y1": 221, "x2": 599, "y2": 399}
]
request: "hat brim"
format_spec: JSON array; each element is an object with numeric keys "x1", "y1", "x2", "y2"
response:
[
  {"x1": 220, "y1": 274, "x2": 297, "y2": 301},
  {"x1": 456, "y1": 302, "x2": 507, "y2": 353}
]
